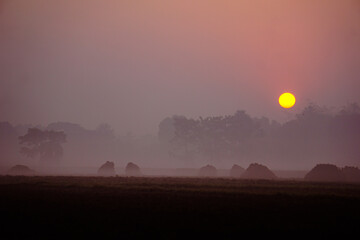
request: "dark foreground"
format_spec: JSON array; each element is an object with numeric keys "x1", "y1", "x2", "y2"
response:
[{"x1": 1, "y1": 176, "x2": 360, "y2": 238}]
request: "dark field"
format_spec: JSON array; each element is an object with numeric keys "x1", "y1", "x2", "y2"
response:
[{"x1": 1, "y1": 176, "x2": 360, "y2": 238}]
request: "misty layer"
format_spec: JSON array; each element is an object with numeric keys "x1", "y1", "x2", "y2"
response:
[{"x1": 0, "y1": 103, "x2": 359, "y2": 175}]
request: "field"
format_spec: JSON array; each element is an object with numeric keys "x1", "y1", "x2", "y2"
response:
[{"x1": 1, "y1": 176, "x2": 360, "y2": 238}]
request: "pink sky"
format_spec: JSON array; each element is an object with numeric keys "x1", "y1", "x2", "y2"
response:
[{"x1": 1, "y1": 0, "x2": 359, "y2": 134}]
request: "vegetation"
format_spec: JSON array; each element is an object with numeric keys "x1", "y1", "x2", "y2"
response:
[
  {"x1": 1, "y1": 103, "x2": 359, "y2": 169},
  {"x1": 160, "y1": 103, "x2": 360, "y2": 166},
  {"x1": 19, "y1": 128, "x2": 66, "y2": 164}
]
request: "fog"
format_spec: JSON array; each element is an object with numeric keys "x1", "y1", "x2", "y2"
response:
[
  {"x1": 1, "y1": 0, "x2": 360, "y2": 174},
  {"x1": 1, "y1": 103, "x2": 359, "y2": 175}
]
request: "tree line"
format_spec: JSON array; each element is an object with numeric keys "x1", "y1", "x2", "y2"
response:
[
  {"x1": 159, "y1": 103, "x2": 360, "y2": 168},
  {"x1": 0, "y1": 103, "x2": 359, "y2": 169}
]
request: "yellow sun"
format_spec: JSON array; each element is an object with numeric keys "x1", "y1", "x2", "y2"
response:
[{"x1": 279, "y1": 92, "x2": 296, "y2": 108}]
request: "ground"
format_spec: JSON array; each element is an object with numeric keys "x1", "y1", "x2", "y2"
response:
[{"x1": 1, "y1": 176, "x2": 360, "y2": 238}]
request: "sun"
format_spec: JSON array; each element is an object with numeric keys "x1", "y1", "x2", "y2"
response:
[{"x1": 279, "y1": 92, "x2": 296, "y2": 108}]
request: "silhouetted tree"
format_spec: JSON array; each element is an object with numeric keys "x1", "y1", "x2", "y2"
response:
[
  {"x1": 171, "y1": 116, "x2": 200, "y2": 161},
  {"x1": 166, "y1": 111, "x2": 261, "y2": 163},
  {"x1": 19, "y1": 128, "x2": 66, "y2": 164},
  {"x1": 158, "y1": 117, "x2": 175, "y2": 144},
  {"x1": 161, "y1": 103, "x2": 360, "y2": 168}
]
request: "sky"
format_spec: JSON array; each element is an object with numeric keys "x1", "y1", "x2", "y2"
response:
[{"x1": 1, "y1": 0, "x2": 360, "y2": 135}]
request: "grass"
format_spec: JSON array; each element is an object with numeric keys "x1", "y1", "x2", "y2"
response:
[{"x1": 1, "y1": 176, "x2": 360, "y2": 238}]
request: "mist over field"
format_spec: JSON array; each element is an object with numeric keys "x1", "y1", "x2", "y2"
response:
[
  {"x1": 1, "y1": 0, "x2": 360, "y2": 174},
  {"x1": 1, "y1": 103, "x2": 359, "y2": 174}
]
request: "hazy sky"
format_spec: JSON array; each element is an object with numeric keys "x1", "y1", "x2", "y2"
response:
[{"x1": 1, "y1": 0, "x2": 359, "y2": 134}]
